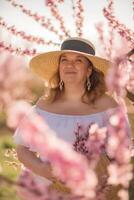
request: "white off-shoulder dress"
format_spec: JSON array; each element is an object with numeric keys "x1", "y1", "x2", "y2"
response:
[
  {"x1": 13, "y1": 105, "x2": 131, "y2": 199},
  {"x1": 14, "y1": 105, "x2": 113, "y2": 146}
]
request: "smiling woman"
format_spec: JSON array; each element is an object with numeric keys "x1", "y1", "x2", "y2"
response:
[
  {"x1": 40, "y1": 50, "x2": 107, "y2": 105},
  {"x1": 59, "y1": 53, "x2": 91, "y2": 83},
  {"x1": 13, "y1": 37, "x2": 131, "y2": 199}
]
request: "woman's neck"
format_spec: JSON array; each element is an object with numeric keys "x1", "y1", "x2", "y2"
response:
[{"x1": 60, "y1": 86, "x2": 86, "y2": 102}]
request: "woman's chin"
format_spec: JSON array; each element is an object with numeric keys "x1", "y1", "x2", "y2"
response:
[{"x1": 64, "y1": 78, "x2": 76, "y2": 83}]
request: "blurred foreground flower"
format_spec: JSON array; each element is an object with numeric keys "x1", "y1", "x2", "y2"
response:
[
  {"x1": 7, "y1": 101, "x2": 98, "y2": 199},
  {"x1": 0, "y1": 52, "x2": 35, "y2": 112},
  {"x1": 106, "y1": 106, "x2": 133, "y2": 199},
  {"x1": 7, "y1": 100, "x2": 133, "y2": 200}
]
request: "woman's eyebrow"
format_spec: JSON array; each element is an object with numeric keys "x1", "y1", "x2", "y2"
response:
[
  {"x1": 61, "y1": 55, "x2": 84, "y2": 57},
  {"x1": 76, "y1": 55, "x2": 85, "y2": 59},
  {"x1": 60, "y1": 55, "x2": 67, "y2": 58}
]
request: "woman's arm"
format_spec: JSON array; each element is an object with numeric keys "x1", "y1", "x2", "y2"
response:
[
  {"x1": 17, "y1": 145, "x2": 71, "y2": 193},
  {"x1": 16, "y1": 145, "x2": 55, "y2": 181}
]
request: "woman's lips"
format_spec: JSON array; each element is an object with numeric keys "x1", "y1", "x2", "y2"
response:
[{"x1": 65, "y1": 71, "x2": 77, "y2": 74}]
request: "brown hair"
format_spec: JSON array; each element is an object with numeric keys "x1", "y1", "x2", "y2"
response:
[
  {"x1": 42, "y1": 58, "x2": 107, "y2": 104},
  {"x1": 82, "y1": 59, "x2": 107, "y2": 104}
]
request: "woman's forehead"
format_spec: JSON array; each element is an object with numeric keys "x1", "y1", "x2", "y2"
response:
[{"x1": 61, "y1": 52, "x2": 86, "y2": 58}]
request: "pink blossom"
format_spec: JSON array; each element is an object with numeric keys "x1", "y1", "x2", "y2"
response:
[
  {"x1": 0, "y1": 40, "x2": 37, "y2": 56},
  {"x1": 103, "y1": 5, "x2": 134, "y2": 44},
  {"x1": 74, "y1": 0, "x2": 84, "y2": 37},
  {"x1": 106, "y1": 56, "x2": 132, "y2": 96},
  {"x1": 107, "y1": 163, "x2": 133, "y2": 187},
  {"x1": 6, "y1": 0, "x2": 64, "y2": 40},
  {"x1": 0, "y1": 52, "x2": 35, "y2": 114},
  {"x1": 0, "y1": 17, "x2": 59, "y2": 46},
  {"x1": 46, "y1": 1, "x2": 70, "y2": 38},
  {"x1": 105, "y1": 105, "x2": 133, "y2": 199},
  {"x1": 7, "y1": 101, "x2": 32, "y2": 128}
]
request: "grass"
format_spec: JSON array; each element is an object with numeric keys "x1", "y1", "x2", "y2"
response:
[
  {"x1": 0, "y1": 186, "x2": 19, "y2": 200},
  {"x1": 0, "y1": 114, "x2": 134, "y2": 200},
  {"x1": 0, "y1": 134, "x2": 21, "y2": 200}
]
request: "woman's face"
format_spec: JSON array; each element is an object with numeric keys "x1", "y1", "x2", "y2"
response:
[{"x1": 59, "y1": 52, "x2": 92, "y2": 85}]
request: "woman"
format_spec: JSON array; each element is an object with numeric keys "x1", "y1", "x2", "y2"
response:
[{"x1": 14, "y1": 37, "x2": 130, "y2": 199}]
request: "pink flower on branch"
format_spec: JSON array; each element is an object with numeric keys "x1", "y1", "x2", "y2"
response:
[
  {"x1": 96, "y1": 1, "x2": 133, "y2": 61},
  {"x1": 73, "y1": 123, "x2": 112, "y2": 199},
  {"x1": 107, "y1": 0, "x2": 114, "y2": 13},
  {"x1": 86, "y1": 124, "x2": 107, "y2": 160},
  {"x1": 71, "y1": 0, "x2": 84, "y2": 37},
  {"x1": 106, "y1": 106, "x2": 131, "y2": 162},
  {"x1": 73, "y1": 123, "x2": 107, "y2": 168},
  {"x1": 0, "y1": 41, "x2": 37, "y2": 56},
  {"x1": 45, "y1": 0, "x2": 64, "y2": 5},
  {"x1": 46, "y1": 1, "x2": 70, "y2": 38},
  {"x1": 105, "y1": 106, "x2": 133, "y2": 199},
  {"x1": 73, "y1": 105, "x2": 133, "y2": 199},
  {"x1": 103, "y1": 7, "x2": 134, "y2": 45},
  {"x1": 103, "y1": 0, "x2": 115, "y2": 60},
  {"x1": 106, "y1": 55, "x2": 133, "y2": 97},
  {"x1": 0, "y1": 53, "x2": 35, "y2": 112},
  {"x1": 95, "y1": 23, "x2": 133, "y2": 61},
  {"x1": 5, "y1": 0, "x2": 65, "y2": 40},
  {"x1": 107, "y1": 163, "x2": 133, "y2": 187},
  {"x1": 0, "y1": 17, "x2": 59, "y2": 47},
  {"x1": 95, "y1": 22, "x2": 110, "y2": 59}
]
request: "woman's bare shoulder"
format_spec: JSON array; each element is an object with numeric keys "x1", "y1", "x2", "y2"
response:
[
  {"x1": 96, "y1": 94, "x2": 119, "y2": 110},
  {"x1": 35, "y1": 97, "x2": 59, "y2": 112},
  {"x1": 36, "y1": 97, "x2": 51, "y2": 110}
]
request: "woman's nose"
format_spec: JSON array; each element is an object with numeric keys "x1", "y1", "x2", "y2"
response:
[{"x1": 66, "y1": 60, "x2": 75, "y2": 67}]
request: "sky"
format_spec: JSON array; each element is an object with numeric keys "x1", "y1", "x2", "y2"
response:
[{"x1": 0, "y1": 0, "x2": 133, "y2": 54}]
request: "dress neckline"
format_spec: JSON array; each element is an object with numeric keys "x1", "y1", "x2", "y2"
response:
[{"x1": 35, "y1": 105, "x2": 118, "y2": 118}]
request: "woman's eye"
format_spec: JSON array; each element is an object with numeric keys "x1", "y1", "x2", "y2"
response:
[
  {"x1": 60, "y1": 58, "x2": 67, "y2": 62},
  {"x1": 76, "y1": 59, "x2": 82, "y2": 63}
]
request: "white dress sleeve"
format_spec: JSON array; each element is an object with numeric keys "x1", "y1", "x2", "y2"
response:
[
  {"x1": 13, "y1": 106, "x2": 36, "y2": 151},
  {"x1": 13, "y1": 106, "x2": 51, "y2": 163},
  {"x1": 13, "y1": 125, "x2": 29, "y2": 147}
]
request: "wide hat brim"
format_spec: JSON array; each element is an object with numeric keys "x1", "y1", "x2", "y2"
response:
[{"x1": 29, "y1": 50, "x2": 111, "y2": 87}]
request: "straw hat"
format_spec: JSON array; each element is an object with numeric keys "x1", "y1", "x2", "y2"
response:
[{"x1": 30, "y1": 37, "x2": 111, "y2": 88}]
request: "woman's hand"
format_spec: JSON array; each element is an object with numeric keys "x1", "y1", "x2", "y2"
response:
[
  {"x1": 16, "y1": 145, "x2": 55, "y2": 181},
  {"x1": 16, "y1": 145, "x2": 71, "y2": 193}
]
